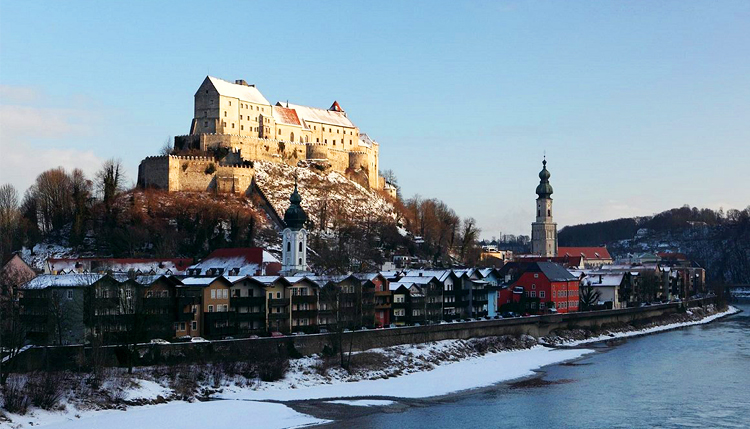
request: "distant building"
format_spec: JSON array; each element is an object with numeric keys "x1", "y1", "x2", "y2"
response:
[
  {"x1": 512, "y1": 262, "x2": 579, "y2": 313},
  {"x1": 281, "y1": 183, "x2": 309, "y2": 275},
  {"x1": 531, "y1": 158, "x2": 558, "y2": 257},
  {"x1": 557, "y1": 247, "x2": 613, "y2": 268}
]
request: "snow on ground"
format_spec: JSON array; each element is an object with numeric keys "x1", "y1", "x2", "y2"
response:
[
  {"x1": 122, "y1": 379, "x2": 172, "y2": 402},
  {"x1": 557, "y1": 305, "x2": 740, "y2": 347},
  {"x1": 217, "y1": 345, "x2": 592, "y2": 401},
  {"x1": 3, "y1": 400, "x2": 327, "y2": 429},
  {"x1": 326, "y1": 399, "x2": 395, "y2": 407}
]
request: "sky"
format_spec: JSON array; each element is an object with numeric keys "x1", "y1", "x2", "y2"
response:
[{"x1": 0, "y1": 1, "x2": 748, "y2": 237}]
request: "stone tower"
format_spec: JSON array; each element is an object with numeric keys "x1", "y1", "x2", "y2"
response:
[
  {"x1": 281, "y1": 183, "x2": 308, "y2": 274},
  {"x1": 531, "y1": 158, "x2": 558, "y2": 256}
]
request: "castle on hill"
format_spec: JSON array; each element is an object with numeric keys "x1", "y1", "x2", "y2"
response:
[{"x1": 138, "y1": 76, "x2": 389, "y2": 195}]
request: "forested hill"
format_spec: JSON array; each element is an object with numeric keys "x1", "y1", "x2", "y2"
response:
[{"x1": 558, "y1": 206, "x2": 750, "y2": 283}]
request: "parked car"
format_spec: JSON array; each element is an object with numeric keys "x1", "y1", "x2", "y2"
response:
[
  {"x1": 413, "y1": 323, "x2": 421, "y2": 327},
  {"x1": 190, "y1": 337, "x2": 209, "y2": 343},
  {"x1": 293, "y1": 332, "x2": 305, "y2": 336},
  {"x1": 270, "y1": 331, "x2": 284, "y2": 338},
  {"x1": 388, "y1": 324, "x2": 397, "y2": 328},
  {"x1": 247, "y1": 335, "x2": 260, "y2": 339},
  {"x1": 150, "y1": 338, "x2": 170, "y2": 345},
  {"x1": 319, "y1": 328, "x2": 329, "y2": 334}
]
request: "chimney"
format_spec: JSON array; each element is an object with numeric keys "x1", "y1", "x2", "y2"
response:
[{"x1": 234, "y1": 79, "x2": 249, "y2": 86}]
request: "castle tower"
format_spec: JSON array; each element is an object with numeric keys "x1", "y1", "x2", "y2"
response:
[
  {"x1": 281, "y1": 182, "x2": 308, "y2": 275},
  {"x1": 531, "y1": 158, "x2": 558, "y2": 257}
]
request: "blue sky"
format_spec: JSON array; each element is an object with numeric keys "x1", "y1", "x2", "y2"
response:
[{"x1": 1, "y1": 1, "x2": 748, "y2": 237}]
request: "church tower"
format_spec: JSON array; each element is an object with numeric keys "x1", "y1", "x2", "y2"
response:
[
  {"x1": 531, "y1": 158, "x2": 558, "y2": 256},
  {"x1": 281, "y1": 182, "x2": 308, "y2": 275}
]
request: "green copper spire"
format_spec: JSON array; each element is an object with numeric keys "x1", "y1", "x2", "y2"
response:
[
  {"x1": 283, "y1": 180, "x2": 307, "y2": 230},
  {"x1": 535, "y1": 158, "x2": 553, "y2": 199}
]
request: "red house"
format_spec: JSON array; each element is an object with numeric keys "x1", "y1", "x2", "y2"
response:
[{"x1": 512, "y1": 262, "x2": 579, "y2": 313}]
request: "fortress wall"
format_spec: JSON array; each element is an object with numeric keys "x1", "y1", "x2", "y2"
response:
[
  {"x1": 138, "y1": 156, "x2": 172, "y2": 190},
  {"x1": 306, "y1": 143, "x2": 328, "y2": 160},
  {"x1": 327, "y1": 148, "x2": 350, "y2": 173},
  {"x1": 215, "y1": 165, "x2": 254, "y2": 194},
  {"x1": 174, "y1": 156, "x2": 217, "y2": 192}
]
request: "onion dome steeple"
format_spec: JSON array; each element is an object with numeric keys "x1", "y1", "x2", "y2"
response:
[
  {"x1": 535, "y1": 158, "x2": 553, "y2": 199},
  {"x1": 283, "y1": 181, "x2": 307, "y2": 230}
]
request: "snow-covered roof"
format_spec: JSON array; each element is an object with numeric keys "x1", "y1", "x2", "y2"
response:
[
  {"x1": 22, "y1": 274, "x2": 105, "y2": 289},
  {"x1": 394, "y1": 275, "x2": 437, "y2": 285},
  {"x1": 45, "y1": 258, "x2": 191, "y2": 275},
  {"x1": 281, "y1": 102, "x2": 356, "y2": 128},
  {"x1": 583, "y1": 273, "x2": 624, "y2": 287},
  {"x1": 180, "y1": 277, "x2": 220, "y2": 287},
  {"x1": 207, "y1": 76, "x2": 270, "y2": 105},
  {"x1": 189, "y1": 248, "x2": 279, "y2": 276},
  {"x1": 403, "y1": 270, "x2": 452, "y2": 282},
  {"x1": 358, "y1": 133, "x2": 376, "y2": 148}
]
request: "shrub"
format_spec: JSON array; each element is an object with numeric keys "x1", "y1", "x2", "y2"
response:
[
  {"x1": 27, "y1": 371, "x2": 66, "y2": 410},
  {"x1": 1, "y1": 375, "x2": 30, "y2": 415},
  {"x1": 256, "y1": 356, "x2": 289, "y2": 382},
  {"x1": 204, "y1": 163, "x2": 216, "y2": 175}
]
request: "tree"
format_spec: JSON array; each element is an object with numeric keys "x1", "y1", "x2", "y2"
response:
[
  {"x1": 97, "y1": 158, "x2": 125, "y2": 211},
  {"x1": 0, "y1": 263, "x2": 34, "y2": 385},
  {"x1": 160, "y1": 136, "x2": 174, "y2": 156},
  {"x1": 579, "y1": 283, "x2": 602, "y2": 311},
  {"x1": 458, "y1": 217, "x2": 480, "y2": 263},
  {"x1": 0, "y1": 184, "x2": 20, "y2": 260}
]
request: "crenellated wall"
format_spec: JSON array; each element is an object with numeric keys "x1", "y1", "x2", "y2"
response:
[
  {"x1": 167, "y1": 133, "x2": 383, "y2": 190},
  {"x1": 137, "y1": 155, "x2": 254, "y2": 194}
]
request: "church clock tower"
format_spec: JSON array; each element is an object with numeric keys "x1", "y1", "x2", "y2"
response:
[
  {"x1": 281, "y1": 182, "x2": 308, "y2": 275},
  {"x1": 531, "y1": 158, "x2": 558, "y2": 257}
]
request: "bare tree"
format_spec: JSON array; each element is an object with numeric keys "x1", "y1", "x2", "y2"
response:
[
  {"x1": 0, "y1": 184, "x2": 20, "y2": 260},
  {"x1": 160, "y1": 136, "x2": 174, "y2": 156},
  {"x1": 0, "y1": 264, "x2": 34, "y2": 385},
  {"x1": 579, "y1": 282, "x2": 602, "y2": 311},
  {"x1": 96, "y1": 158, "x2": 125, "y2": 209}
]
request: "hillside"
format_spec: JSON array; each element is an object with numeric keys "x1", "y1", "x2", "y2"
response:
[
  {"x1": 253, "y1": 161, "x2": 397, "y2": 230},
  {"x1": 559, "y1": 206, "x2": 750, "y2": 283}
]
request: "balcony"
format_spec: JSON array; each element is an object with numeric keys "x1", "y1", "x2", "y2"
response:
[
  {"x1": 292, "y1": 309, "x2": 318, "y2": 318},
  {"x1": 235, "y1": 311, "x2": 265, "y2": 321},
  {"x1": 375, "y1": 303, "x2": 391, "y2": 310},
  {"x1": 176, "y1": 311, "x2": 195, "y2": 322},
  {"x1": 291, "y1": 295, "x2": 318, "y2": 304},
  {"x1": 230, "y1": 296, "x2": 265, "y2": 307},
  {"x1": 268, "y1": 312, "x2": 289, "y2": 320},
  {"x1": 268, "y1": 298, "x2": 288, "y2": 307}
]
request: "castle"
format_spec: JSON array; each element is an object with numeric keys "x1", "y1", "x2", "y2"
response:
[{"x1": 138, "y1": 76, "x2": 388, "y2": 195}]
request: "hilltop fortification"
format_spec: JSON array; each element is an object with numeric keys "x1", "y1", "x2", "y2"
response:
[{"x1": 138, "y1": 76, "x2": 391, "y2": 195}]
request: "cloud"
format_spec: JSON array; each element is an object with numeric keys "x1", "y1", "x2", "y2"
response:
[{"x1": 0, "y1": 84, "x2": 105, "y2": 193}]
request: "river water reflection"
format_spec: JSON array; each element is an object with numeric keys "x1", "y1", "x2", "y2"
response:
[{"x1": 327, "y1": 304, "x2": 750, "y2": 428}]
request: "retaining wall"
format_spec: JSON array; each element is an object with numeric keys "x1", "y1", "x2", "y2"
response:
[{"x1": 10, "y1": 299, "x2": 715, "y2": 371}]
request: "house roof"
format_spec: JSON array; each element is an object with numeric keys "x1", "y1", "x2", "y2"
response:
[
  {"x1": 403, "y1": 270, "x2": 453, "y2": 282},
  {"x1": 557, "y1": 247, "x2": 612, "y2": 260},
  {"x1": 528, "y1": 262, "x2": 578, "y2": 282},
  {"x1": 583, "y1": 273, "x2": 624, "y2": 287},
  {"x1": 22, "y1": 274, "x2": 105, "y2": 289},
  {"x1": 280, "y1": 102, "x2": 356, "y2": 128},
  {"x1": 273, "y1": 105, "x2": 304, "y2": 127},
  {"x1": 395, "y1": 275, "x2": 438, "y2": 285},
  {"x1": 46, "y1": 258, "x2": 192, "y2": 274},
  {"x1": 206, "y1": 76, "x2": 270, "y2": 105},
  {"x1": 188, "y1": 248, "x2": 279, "y2": 276}
]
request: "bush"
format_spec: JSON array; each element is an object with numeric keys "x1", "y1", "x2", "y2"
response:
[
  {"x1": 27, "y1": 371, "x2": 66, "y2": 410},
  {"x1": 204, "y1": 163, "x2": 216, "y2": 175},
  {"x1": 1, "y1": 375, "x2": 30, "y2": 415},
  {"x1": 256, "y1": 356, "x2": 289, "y2": 382}
]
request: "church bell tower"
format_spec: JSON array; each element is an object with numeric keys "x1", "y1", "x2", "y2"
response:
[
  {"x1": 531, "y1": 158, "x2": 558, "y2": 257},
  {"x1": 281, "y1": 182, "x2": 308, "y2": 275}
]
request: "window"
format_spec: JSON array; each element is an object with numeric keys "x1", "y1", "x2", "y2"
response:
[
  {"x1": 298, "y1": 258, "x2": 302, "y2": 265},
  {"x1": 540, "y1": 291, "x2": 545, "y2": 298},
  {"x1": 241, "y1": 125, "x2": 244, "y2": 130},
  {"x1": 191, "y1": 321, "x2": 197, "y2": 330},
  {"x1": 299, "y1": 242, "x2": 303, "y2": 252},
  {"x1": 240, "y1": 115, "x2": 243, "y2": 120},
  {"x1": 532, "y1": 284, "x2": 536, "y2": 289},
  {"x1": 530, "y1": 291, "x2": 536, "y2": 297},
  {"x1": 231, "y1": 123, "x2": 235, "y2": 128},
  {"x1": 211, "y1": 290, "x2": 216, "y2": 299},
  {"x1": 537, "y1": 209, "x2": 540, "y2": 217},
  {"x1": 534, "y1": 274, "x2": 539, "y2": 278},
  {"x1": 208, "y1": 305, "x2": 214, "y2": 312},
  {"x1": 224, "y1": 111, "x2": 227, "y2": 117},
  {"x1": 228, "y1": 101, "x2": 231, "y2": 106},
  {"x1": 180, "y1": 322, "x2": 186, "y2": 330},
  {"x1": 276, "y1": 292, "x2": 281, "y2": 298},
  {"x1": 287, "y1": 242, "x2": 291, "y2": 252},
  {"x1": 67, "y1": 290, "x2": 73, "y2": 300}
]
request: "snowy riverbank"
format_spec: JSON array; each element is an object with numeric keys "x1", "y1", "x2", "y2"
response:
[{"x1": 1, "y1": 305, "x2": 738, "y2": 429}]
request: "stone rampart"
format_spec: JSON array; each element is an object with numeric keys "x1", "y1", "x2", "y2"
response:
[{"x1": 137, "y1": 155, "x2": 254, "y2": 194}]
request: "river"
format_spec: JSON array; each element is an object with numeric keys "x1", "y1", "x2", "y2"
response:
[{"x1": 322, "y1": 303, "x2": 750, "y2": 428}]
